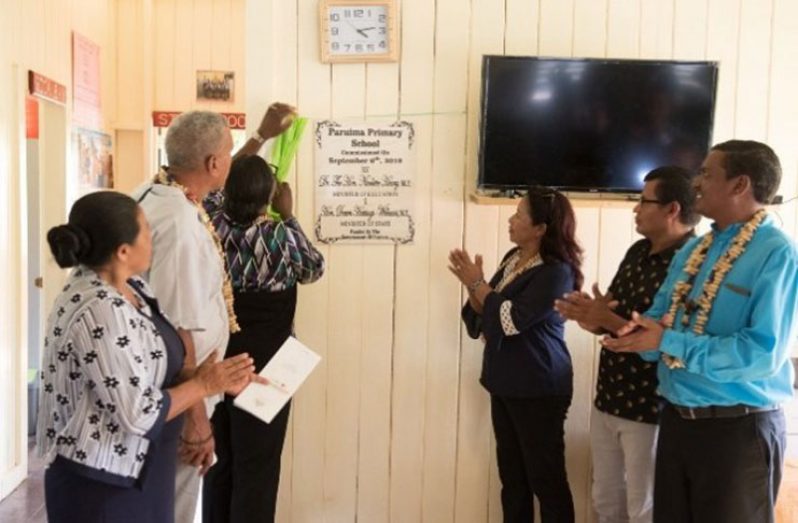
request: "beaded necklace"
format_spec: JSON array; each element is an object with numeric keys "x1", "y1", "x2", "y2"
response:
[
  {"x1": 153, "y1": 169, "x2": 241, "y2": 333},
  {"x1": 661, "y1": 209, "x2": 766, "y2": 369},
  {"x1": 664, "y1": 209, "x2": 766, "y2": 334}
]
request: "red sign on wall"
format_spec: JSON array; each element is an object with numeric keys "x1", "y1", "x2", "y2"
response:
[
  {"x1": 26, "y1": 96, "x2": 39, "y2": 139},
  {"x1": 28, "y1": 71, "x2": 67, "y2": 105},
  {"x1": 152, "y1": 111, "x2": 247, "y2": 130}
]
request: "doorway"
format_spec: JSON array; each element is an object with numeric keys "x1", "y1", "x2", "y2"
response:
[
  {"x1": 0, "y1": 66, "x2": 69, "y2": 501},
  {"x1": 26, "y1": 83, "x2": 70, "y2": 439},
  {"x1": 25, "y1": 95, "x2": 42, "y2": 439}
]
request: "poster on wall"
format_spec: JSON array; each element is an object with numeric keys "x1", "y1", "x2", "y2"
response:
[
  {"x1": 196, "y1": 70, "x2": 235, "y2": 102},
  {"x1": 74, "y1": 128, "x2": 113, "y2": 191},
  {"x1": 314, "y1": 121, "x2": 415, "y2": 244},
  {"x1": 72, "y1": 32, "x2": 102, "y2": 129}
]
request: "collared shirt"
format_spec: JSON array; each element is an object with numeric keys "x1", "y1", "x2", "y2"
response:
[
  {"x1": 133, "y1": 181, "x2": 229, "y2": 368},
  {"x1": 204, "y1": 193, "x2": 325, "y2": 292},
  {"x1": 596, "y1": 236, "x2": 690, "y2": 424},
  {"x1": 36, "y1": 268, "x2": 171, "y2": 484},
  {"x1": 643, "y1": 215, "x2": 798, "y2": 408}
]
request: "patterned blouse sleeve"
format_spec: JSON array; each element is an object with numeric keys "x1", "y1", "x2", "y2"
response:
[
  {"x1": 203, "y1": 189, "x2": 225, "y2": 216},
  {"x1": 482, "y1": 263, "x2": 573, "y2": 339},
  {"x1": 69, "y1": 299, "x2": 170, "y2": 439},
  {"x1": 278, "y1": 217, "x2": 326, "y2": 284}
]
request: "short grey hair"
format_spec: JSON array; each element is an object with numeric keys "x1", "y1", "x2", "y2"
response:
[{"x1": 164, "y1": 111, "x2": 228, "y2": 171}]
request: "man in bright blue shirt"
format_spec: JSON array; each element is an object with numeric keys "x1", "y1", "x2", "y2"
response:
[{"x1": 602, "y1": 140, "x2": 798, "y2": 523}]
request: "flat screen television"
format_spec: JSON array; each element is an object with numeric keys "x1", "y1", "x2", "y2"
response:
[{"x1": 478, "y1": 56, "x2": 718, "y2": 193}]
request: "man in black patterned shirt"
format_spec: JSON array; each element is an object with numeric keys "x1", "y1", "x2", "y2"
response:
[{"x1": 555, "y1": 166, "x2": 697, "y2": 523}]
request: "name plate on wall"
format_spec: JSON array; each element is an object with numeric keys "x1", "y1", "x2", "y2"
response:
[{"x1": 314, "y1": 120, "x2": 415, "y2": 244}]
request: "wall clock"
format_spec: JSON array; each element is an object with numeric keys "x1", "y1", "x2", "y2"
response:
[{"x1": 319, "y1": 0, "x2": 399, "y2": 63}]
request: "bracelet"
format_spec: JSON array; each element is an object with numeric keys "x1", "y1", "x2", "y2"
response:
[
  {"x1": 467, "y1": 278, "x2": 486, "y2": 292},
  {"x1": 179, "y1": 432, "x2": 213, "y2": 446},
  {"x1": 252, "y1": 130, "x2": 266, "y2": 144}
]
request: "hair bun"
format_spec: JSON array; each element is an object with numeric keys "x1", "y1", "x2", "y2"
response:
[{"x1": 47, "y1": 224, "x2": 92, "y2": 268}]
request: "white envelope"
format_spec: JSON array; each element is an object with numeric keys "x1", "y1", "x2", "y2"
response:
[{"x1": 233, "y1": 336, "x2": 321, "y2": 423}]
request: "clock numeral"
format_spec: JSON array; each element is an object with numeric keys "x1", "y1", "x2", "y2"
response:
[
  {"x1": 367, "y1": 44, "x2": 375, "y2": 52},
  {"x1": 331, "y1": 42, "x2": 340, "y2": 50},
  {"x1": 355, "y1": 43, "x2": 364, "y2": 52},
  {"x1": 378, "y1": 14, "x2": 386, "y2": 22},
  {"x1": 330, "y1": 13, "x2": 339, "y2": 21},
  {"x1": 379, "y1": 41, "x2": 386, "y2": 49},
  {"x1": 353, "y1": 9, "x2": 364, "y2": 18},
  {"x1": 344, "y1": 44, "x2": 352, "y2": 52},
  {"x1": 379, "y1": 27, "x2": 386, "y2": 35},
  {"x1": 343, "y1": 9, "x2": 351, "y2": 18},
  {"x1": 331, "y1": 26, "x2": 339, "y2": 35}
]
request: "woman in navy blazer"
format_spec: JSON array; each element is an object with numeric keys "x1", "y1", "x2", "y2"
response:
[{"x1": 450, "y1": 186, "x2": 583, "y2": 523}]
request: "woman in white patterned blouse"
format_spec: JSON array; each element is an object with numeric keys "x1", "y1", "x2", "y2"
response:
[{"x1": 37, "y1": 191, "x2": 260, "y2": 523}]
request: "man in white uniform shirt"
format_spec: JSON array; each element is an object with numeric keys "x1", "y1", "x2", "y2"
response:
[{"x1": 133, "y1": 104, "x2": 294, "y2": 523}]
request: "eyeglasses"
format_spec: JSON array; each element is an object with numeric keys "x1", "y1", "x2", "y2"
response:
[
  {"x1": 637, "y1": 197, "x2": 663, "y2": 205},
  {"x1": 266, "y1": 162, "x2": 280, "y2": 178}
]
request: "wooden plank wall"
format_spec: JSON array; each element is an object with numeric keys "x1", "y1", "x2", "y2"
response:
[
  {"x1": 152, "y1": 0, "x2": 246, "y2": 113},
  {"x1": 0, "y1": 0, "x2": 118, "y2": 498},
  {"x1": 240, "y1": 0, "x2": 798, "y2": 522},
  {"x1": 1, "y1": 0, "x2": 797, "y2": 518}
]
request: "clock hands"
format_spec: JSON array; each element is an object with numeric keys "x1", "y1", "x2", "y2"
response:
[{"x1": 346, "y1": 19, "x2": 376, "y2": 38}]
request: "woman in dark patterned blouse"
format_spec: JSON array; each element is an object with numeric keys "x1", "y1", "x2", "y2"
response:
[
  {"x1": 203, "y1": 155, "x2": 325, "y2": 523},
  {"x1": 38, "y1": 191, "x2": 258, "y2": 523},
  {"x1": 449, "y1": 186, "x2": 583, "y2": 523}
]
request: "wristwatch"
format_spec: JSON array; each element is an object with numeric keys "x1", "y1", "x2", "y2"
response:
[{"x1": 252, "y1": 130, "x2": 266, "y2": 144}]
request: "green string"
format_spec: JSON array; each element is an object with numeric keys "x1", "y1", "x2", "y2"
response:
[{"x1": 311, "y1": 111, "x2": 467, "y2": 118}]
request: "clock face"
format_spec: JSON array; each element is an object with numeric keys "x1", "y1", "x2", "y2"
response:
[{"x1": 327, "y1": 5, "x2": 389, "y2": 56}]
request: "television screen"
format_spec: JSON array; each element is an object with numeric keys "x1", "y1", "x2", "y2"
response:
[{"x1": 478, "y1": 56, "x2": 718, "y2": 192}]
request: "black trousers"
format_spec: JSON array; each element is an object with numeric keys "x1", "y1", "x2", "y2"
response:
[
  {"x1": 491, "y1": 395, "x2": 575, "y2": 523},
  {"x1": 202, "y1": 397, "x2": 292, "y2": 523},
  {"x1": 654, "y1": 403, "x2": 786, "y2": 523}
]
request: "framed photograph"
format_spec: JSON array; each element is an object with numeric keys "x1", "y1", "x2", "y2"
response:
[
  {"x1": 196, "y1": 70, "x2": 235, "y2": 102},
  {"x1": 74, "y1": 128, "x2": 113, "y2": 190}
]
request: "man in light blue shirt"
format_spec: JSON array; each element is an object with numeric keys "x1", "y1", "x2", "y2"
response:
[{"x1": 602, "y1": 140, "x2": 798, "y2": 523}]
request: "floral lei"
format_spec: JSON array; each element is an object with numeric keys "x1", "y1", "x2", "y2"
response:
[
  {"x1": 153, "y1": 169, "x2": 241, "y2": 333},
  {"x1": 661, "y1": 209, "x2": 766, "y2": 369}
]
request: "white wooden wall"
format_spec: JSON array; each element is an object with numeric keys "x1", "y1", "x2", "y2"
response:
[
  {"x1": 244, "y1": 1, "x2": 798, "y2": 522},
  {"x1": 0, "y1": 0, "x2": 118, "y2": 498},
  {"x1": 2, "y1": 0, "x2": 798, "y2": 519},
  {"x1": 152, "y1": 0, "x2": 246, "y2": 112}
]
